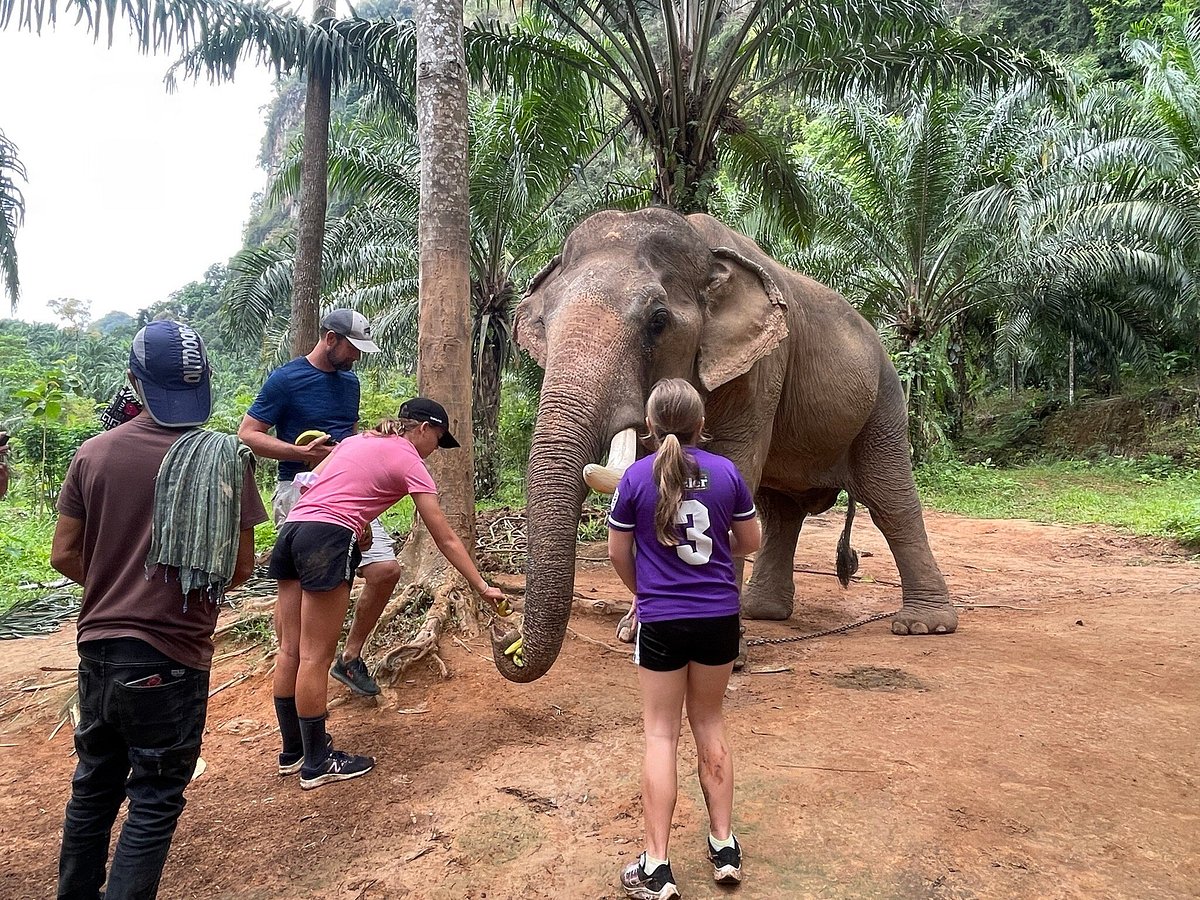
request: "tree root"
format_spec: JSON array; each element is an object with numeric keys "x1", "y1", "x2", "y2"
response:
[{"x1": 373, "y1": 576, "x2": 481, "y2": 684}]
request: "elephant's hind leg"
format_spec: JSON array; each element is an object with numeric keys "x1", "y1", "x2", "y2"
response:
[{"x1": 741, "y1": 488, "x2": 805, "y2": 621}]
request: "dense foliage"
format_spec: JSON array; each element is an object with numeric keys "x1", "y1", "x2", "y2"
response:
[{"x1": 1, "y1": 0, "x2": 1198, "y2": 523}]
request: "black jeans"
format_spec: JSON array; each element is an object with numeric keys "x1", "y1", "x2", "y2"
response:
[{"x1": 57, "y1": 638, "x2": 209, "y2": 900}]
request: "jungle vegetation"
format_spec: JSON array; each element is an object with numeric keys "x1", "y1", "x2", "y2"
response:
[{"x1": 1, "y1": 0, "x2": 1198, "y2": 550}]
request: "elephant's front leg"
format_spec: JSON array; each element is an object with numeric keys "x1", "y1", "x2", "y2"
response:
[{"x1": 742, "y1": 488, "x2": 805, "y2": 621}]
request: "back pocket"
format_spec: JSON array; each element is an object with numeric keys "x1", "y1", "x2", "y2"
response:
[{"x1": 115, "y1": 677, "x2": 191, "y2": 749}]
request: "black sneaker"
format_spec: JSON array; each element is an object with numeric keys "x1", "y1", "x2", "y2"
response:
[
  {"x1": 299, "y1": 749, "x2": 375, "y2": 790},
  {"x1": 278, "y1": 733, "x2": 333, "y2": 776},
  {"x1": 621, "y1": 853, "x2": 680, "y2": 900},
  {"x1": 708, "y1": 835, "x2": 743, "y2": 884},
  {"x1": 330, "y1": 656, "x2": 380, "y2": 696}
]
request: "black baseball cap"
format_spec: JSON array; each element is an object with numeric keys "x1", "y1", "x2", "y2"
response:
[{"x1": 399, "y1": 397, "x2": 460, "y2": 449}]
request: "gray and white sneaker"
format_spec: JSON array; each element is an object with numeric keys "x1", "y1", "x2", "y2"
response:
[
  {"x1": 621, "y1": 854, "x2": 680, "y2": 900},
  {"x1": 299, "y1": 749, "x2": 375, "y2": 790},
  {"x1": 707, "y1": 835, "x2": 743, "y2": 884}
]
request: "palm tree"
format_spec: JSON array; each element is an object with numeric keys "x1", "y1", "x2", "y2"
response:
[
  {"x1": 469, "y1": 0, "x2": 1065, "y2": 225},
  {"x1": 798, "y1": 82, "x2": 1197, "y2": 456},
  {"x1": 796, "y1": 89, "x2": 1039, "y2": 456},
  {"x1": 981, "y1": 81, "x2": 1197, "y2": 400},
  {"x1": 2, "y1": 0, "x2": 416, "y2": 349},
  {"x1": 0, "y1": 129, "x2": 26, "y2": 309},
  {"x1": 224, "y1": 71, "x2": 608, "y2": 495},
  {"x1": 1126, "y1": 4, "x2": 1200, "y2": 169}
]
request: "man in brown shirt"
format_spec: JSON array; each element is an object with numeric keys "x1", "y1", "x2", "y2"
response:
[{"x1": 52, "y1": 321, "x2": 267, "y2": 900}]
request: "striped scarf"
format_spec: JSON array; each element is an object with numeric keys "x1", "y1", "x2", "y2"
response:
[{"x1": 147, "y1": 430, "x2": 255, "y2": 608}]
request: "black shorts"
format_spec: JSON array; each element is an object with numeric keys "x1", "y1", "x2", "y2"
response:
[
  {"x1": 634, "y1": 614, "x2": 740, "y2": 671},
  {"x1": 267, "y1": 522, "x2": 362, "y2": 593}
]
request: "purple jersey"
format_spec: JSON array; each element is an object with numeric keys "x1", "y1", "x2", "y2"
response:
[{"x1": 608, "y1": 448, "x2": 756, "y2": 622}]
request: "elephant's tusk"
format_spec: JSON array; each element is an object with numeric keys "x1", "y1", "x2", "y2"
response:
[{"x1": 583, "y1": 427, "x2": 637, "y2": 494}]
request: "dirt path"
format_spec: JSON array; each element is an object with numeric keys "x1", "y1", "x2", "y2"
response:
[{"x1": 2, "y1": 511, "x2": 1197, "y2": 900}]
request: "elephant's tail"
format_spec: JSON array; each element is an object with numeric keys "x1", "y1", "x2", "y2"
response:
[{"x1": 836, "y1": 495, "x2": 860, "y2": 588}]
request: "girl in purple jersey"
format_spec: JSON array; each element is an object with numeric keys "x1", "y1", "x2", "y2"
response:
[{"x1": 608, "y1": 379, "x2": 761, "y2": 899}]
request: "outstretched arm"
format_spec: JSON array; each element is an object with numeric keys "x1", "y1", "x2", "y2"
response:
[{"x1": 411, "y1": 492, "x2": 505, "y2": 610}]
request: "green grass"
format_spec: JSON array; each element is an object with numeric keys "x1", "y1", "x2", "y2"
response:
[
  {"x1": 0, "y1": 504, "x2": 69, "y2": 613},
  {"x1": 915, "y1": 458, "x2": 1200, "y2": 547}
]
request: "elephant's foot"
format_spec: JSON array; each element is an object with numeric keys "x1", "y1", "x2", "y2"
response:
[
  {"x1": 891, "y1": 600, "x2": 958, "y2": 635},
  {"x1": 741, "y1": 578, "x2": 794, "y2": 621}
]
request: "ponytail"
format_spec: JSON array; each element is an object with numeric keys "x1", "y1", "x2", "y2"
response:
[
  {"x1": 646, "y1": 378, "x2": 706, "y2": 546},
  {"x1": 653, "y1": 434, "x2": 701, "y2": 546},
  {"x1": 370, "y1": 417, "x2": 421, "y2": 438}
]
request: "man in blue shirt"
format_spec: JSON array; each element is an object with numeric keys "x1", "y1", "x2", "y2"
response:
[{"x1": 239, "y1": 309, "x2": 400, "y2": 698}]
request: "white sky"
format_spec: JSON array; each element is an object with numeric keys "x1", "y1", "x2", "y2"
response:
[{"x1": 0, "y1": 27, "x2": 278, "y2": 324}]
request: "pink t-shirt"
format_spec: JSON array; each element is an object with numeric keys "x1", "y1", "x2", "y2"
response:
[{"x1": 286, "y1": 432, "x2": 437, "y2": 536}]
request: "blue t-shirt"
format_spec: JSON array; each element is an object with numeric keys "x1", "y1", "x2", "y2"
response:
[
  {"x1": 246, "y1": 357, "x2": 361, "y2": 482},
  {"x1": 608, "y1": 448, "x2": 756, "y2": 622}
]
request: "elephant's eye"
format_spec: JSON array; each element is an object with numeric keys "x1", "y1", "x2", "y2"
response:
[{"x1": 648, "y1": 308, "x2": 670, "y2": 338}]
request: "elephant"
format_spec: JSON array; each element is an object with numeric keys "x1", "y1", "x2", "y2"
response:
[{"x1": 490, "y1": 207, "x2": 955, "y2": 683}]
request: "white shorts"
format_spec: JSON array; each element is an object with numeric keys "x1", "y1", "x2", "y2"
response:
[{"x1": 272, "y1": 481, "x2": 396, "y2": 569}]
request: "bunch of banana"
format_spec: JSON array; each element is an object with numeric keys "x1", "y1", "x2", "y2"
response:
[
  {"x1": 295, "y1": 429, "x2": 330, "y2": 446},
  {"x1": 504, "y1": 635, "x2": 523, "y2": 668}
]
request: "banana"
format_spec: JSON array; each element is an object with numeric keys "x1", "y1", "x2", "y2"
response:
[
  {"x1": 496, "y1": 599, "x2": 512, "y2": 617},
  {"x1": 295, "y1": 429, "x2": 330, "y2": 446},
  {"x1": 504, "y1": 636, "x2": 524, "y2": 667}
]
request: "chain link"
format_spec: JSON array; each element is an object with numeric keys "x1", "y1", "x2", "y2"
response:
[{"x1": 745, "y1": 610, "x2": 898, "y2": 646}]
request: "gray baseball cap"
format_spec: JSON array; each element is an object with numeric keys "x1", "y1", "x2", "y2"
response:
[{"x1": 321, "y1": 308, "x2": 381, "y2": 353}]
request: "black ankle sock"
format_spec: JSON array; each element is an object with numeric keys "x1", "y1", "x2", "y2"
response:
[
  {"x1": 299, "y1": 714, "x2": 330, "y2": 769},
  {"x1": 274, "y1": 696, "x2": 302, "y2": 757}
]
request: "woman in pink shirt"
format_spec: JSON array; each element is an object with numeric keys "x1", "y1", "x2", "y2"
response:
[{"x1": 267, "y1": 398, "x2": 505, "y2": 790}]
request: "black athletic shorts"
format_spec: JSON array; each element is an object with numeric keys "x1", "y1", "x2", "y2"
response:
[
  {"x1": 634, "y1": 614, "x2": 741, "y2": 671},
  {"x1": 267, "y1": 521, "x2": 362, "y2": 592}
]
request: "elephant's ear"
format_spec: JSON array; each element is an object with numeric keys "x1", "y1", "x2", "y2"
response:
[
  {"x1": 698, "y1": 247, "x2": 789, "y2": 391},
  {"x1": 515, "y1": 254, "x2": 559, "y2": 368}
]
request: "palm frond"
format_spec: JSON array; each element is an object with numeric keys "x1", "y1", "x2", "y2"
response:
[{"x1": 0, "y1": 129, "x2": 27, "y2": 308}]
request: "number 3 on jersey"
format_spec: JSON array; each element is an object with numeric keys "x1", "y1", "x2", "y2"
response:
[{"x1": 676, "y1": 499, "x2": 713, "y2": 565}]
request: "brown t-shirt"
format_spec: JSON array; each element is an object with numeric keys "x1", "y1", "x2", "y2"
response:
[{"x1": 58, "y1": 414, "x2": 268, "y2": 669}]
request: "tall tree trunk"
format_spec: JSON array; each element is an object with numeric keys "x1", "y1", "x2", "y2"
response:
[
  {"x1": 406, "y1": 0, "x2": 477, "y2": 618},
  {"x1": 289, "y1": 0, "x2": 334, "y2": 357},
  {"x1": 1067, "y1": 330, "x2": 1076, "y2": 406},
  {"x1": 473, "y1": 333, "x2": 502, "y2": 498},
  {"x1": 949, "y1": 312, "x2": 967, "y2": 439}
]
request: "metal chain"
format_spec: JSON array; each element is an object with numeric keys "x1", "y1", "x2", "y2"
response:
[{"x1": 745, "y1": 610, "x2": 898, "y2": 646}]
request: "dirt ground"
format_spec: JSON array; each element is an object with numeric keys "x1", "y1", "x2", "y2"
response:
[{"x1": 2, "y1": 510, "x2": 1197, "y2": 900}]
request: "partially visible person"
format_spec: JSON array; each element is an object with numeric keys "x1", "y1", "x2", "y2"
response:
[
  {"x1": 0, "y1": 430, "x2": 9, "y2": 500},
  {"x1": 268, "y1": 398, "x2": 506, "y2": 790},
  {"x1": 607, "y1": 378, "x2": 761, "y2": 900},
  {"x1": 239, "y1": 309, "x2": 399, "y2": 697},
  {"x1": 51, "y1": 321, "x2": 267, "y2": 900},
  {"x1": 97, "y1": 383, "x2": 144, "y2": 432}
]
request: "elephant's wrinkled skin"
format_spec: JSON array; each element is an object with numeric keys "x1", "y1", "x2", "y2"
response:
[{"x1": 491, "y1": 208, "x2": 955, "y2": 682}]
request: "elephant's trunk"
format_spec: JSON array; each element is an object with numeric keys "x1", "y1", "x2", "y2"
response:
[
  {"x1": 493, "y1": 298, "x2": 643, "y2": 682},
  {"x1": 490, "y1": 383, "x2": 604, "y2": 682}
]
